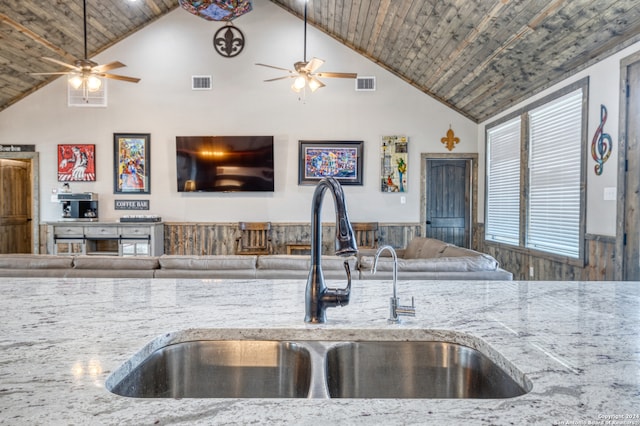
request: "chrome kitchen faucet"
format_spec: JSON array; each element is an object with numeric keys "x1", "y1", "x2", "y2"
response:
[{"x1": 371, "y1": 245, "x2": 416, "y2": 323}]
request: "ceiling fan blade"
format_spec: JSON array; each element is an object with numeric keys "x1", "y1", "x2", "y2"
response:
[
  {"x1": 30, "y1": 72, "x2": 73, "y2": 76},
  {"x1": 98, "y1": 73, "x2": 141, "y2": 83},
  {"x1": 316, "y1": 72, "x2": 358, "y2": 79},
  {"x1": 42, "y1": 57, "x2": 80, "y2": 71},
  {"x1": 304, "y1": 57, "x2": 324, "y2": 73},
  {"x1": 92, "y1": 61, "x2": 126, "y2": 73},
  {"x1": 256, "y1": 63, "x2": 295, "y2": 73},
  {"x1": 264, "y1": 76, "x2": 296, "y2": 82}
]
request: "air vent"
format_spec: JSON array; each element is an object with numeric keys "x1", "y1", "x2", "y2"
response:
[
  {"x1": 355, "y1": 76, "x2": 376, "y2": 91},
  {"x1": 192, "y1": 75, "x2": 212, "y2": 90},
  {"x1": 68, "y1": 80, "x2": 107, "y2": 107}
]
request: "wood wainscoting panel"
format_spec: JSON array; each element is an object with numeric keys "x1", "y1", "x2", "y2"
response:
[{"x1": 477, "y1": 223, "x2": 617, "y2": 281}]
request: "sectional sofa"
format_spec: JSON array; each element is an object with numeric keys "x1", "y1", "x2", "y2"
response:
[{"x1": 0, "y1": 237, "x2": 512, "y2": 280}]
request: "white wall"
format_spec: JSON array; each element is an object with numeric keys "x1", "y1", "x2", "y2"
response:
[
  {"x1": 0, "y1": 1, "x2": 476, "y2": 224},
  {"x1": 477, "y1": 40, "x2": 640, "y2": 237}
]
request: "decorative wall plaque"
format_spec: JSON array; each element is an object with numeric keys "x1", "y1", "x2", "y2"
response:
[
  {"x1": 441, "y1": 127, "x2": 460, "y2": 151},
  {"x1": 213, "y1": 23, "x2": 245, "y2": 58},
  {"x1": 114, "y1": 200, "x2": 149, "y2": 210},
  {"x1": 591, "y1": 104, "x2": 612, "y2": 175}
]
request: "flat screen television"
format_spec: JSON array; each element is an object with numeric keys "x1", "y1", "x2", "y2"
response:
[{"x1": 176, "y1": 136, "x2": 274, "y2": 192}]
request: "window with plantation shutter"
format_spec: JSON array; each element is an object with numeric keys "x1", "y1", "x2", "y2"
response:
[
  {"x1": 486, "y1": 117, "x2": 521, "y2": 245},
  {"x1": 483, "y1": 78, "x2": 587, "y2": 262},
  {"x1": 527, "y1": 90, "x2": 583, "y2": 257}
]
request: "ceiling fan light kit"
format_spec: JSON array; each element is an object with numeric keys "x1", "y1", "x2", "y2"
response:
[
  {"x1": 256, "y1": 0, "x2": 356, "y2": 94},
  {"x1": 30, "y1": 0, "x2": 140, "y2": 101}
]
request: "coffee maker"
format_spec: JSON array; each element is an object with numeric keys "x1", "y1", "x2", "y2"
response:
[{"x1": 57, "y1": 192, "x2": 99, "y2": 221}]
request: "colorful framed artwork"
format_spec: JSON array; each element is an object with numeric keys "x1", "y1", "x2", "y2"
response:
[
  {"x1": 298, "y1": 140, "x2": 363, "y2": 185},
  {"x1": 113, "y1": 133, "x2": 150, "y2": 194},
  {"x1": 57, "y1": 144, "x2": 96, "y2": 182},
  {"x1": 380, "y1": 135, "x2": 408, "y2": 192}
]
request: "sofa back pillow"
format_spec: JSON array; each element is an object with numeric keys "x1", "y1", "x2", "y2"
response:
[
  {"x1": 0, "y1": 254, "x2": 73, "y2": 269},
  {"x1": 159, "y1": 255, "x2": 257, "y2": 270},
  {"x1": 257, "y1": 255, "x2": 309, "y2": 270},
  {"x1": 403, "y1": 237, "x2": 449, "y2": 259},
  {"x1": 440, "y1": 245, "x2": 484, "y2": 258},
  {"x1": 73, "y1": 255, "x2": 159, "y2": 270},
  {"x1": 360, "y1": 255, "x2": 498, "y2": 272}
]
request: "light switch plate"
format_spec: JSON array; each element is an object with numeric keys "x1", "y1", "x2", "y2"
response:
[{"x1": 603, "y1": 187, "x2": 616, "y2": 201}]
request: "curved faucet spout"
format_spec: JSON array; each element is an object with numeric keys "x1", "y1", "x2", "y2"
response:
[
  {"x1": 305, "y1": 177, "x2": 358, "y2": 324},
  {"x1": 372, "y1": 245, "x2": 398, "y2": 299},
  {"x1": 372, "y1": 245, "x2": 416, "y2": 323}
]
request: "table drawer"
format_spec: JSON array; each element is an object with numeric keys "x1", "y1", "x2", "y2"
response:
[
  {"x1": 118, "y1": 226, "x2": 151, "y2": 237},
  {"x1": 84, "y1": 226, "x2": 119, "y2": 238},
  {"x1": 54, "y1": 226, "x2": 84, "y2": 237}
]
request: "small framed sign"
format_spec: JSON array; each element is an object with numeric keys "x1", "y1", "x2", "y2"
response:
[{"x1": 114, "y1": 200, "x2": 149, "y2": 210}]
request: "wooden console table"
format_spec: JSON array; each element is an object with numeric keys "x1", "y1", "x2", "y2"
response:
[{"x1": 48, "y1": 222, "x2": 164, "y2": 256}]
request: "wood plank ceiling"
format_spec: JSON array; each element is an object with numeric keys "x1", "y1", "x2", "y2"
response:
[{"x1": 1, "y1": 0, "x2": 639, "y2": 122}]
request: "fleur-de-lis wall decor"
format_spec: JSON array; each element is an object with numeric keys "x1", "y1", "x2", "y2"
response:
[
  {"x1": 441, "y1": 127, "x2": 460, "y2": 151},
  {"x1": 213, "y1": 23, "x2": 245, "y2": 58}
]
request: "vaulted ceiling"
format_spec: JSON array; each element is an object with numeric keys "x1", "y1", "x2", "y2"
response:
[{"x1": 1, "y1": 0, "x2": 639, "y2": 122}]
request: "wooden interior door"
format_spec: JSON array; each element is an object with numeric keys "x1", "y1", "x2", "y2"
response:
[
  {"x1": 621, "y1": 56, "x2": 640, "y2": 280},
  {"x1": 0, "y1": 159, "x2": 32, "y2": 253},
  {"x1": 425, "y1": 159, "x2": 470, "y2": 247}
]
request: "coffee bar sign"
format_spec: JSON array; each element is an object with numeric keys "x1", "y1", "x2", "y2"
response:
[
  {"x1": 0, "y1": 144, "x2": 35, "y2": 152},
  {"x1": 115, "y1": 200, "x2": 149, "y2": 210}
]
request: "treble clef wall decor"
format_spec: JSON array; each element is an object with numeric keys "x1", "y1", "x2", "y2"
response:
[{"x1": 591, "y1": 104, "x2": 612, "y2": 175}]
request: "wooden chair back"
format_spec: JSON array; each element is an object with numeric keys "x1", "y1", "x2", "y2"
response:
[
  {"x1": 235, "y1": 222, "x2": 273, "y2": 255},
  {"x1": 352, "y1": 222, "x2": 380, "y2": 249}
]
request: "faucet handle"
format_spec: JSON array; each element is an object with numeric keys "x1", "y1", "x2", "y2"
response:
[
  {"x1": 388, "y1": 296, "x2": 416, "y2": 323},
  {"x1": 396, "y1": 296, "x2": 416, "y2": 317}
]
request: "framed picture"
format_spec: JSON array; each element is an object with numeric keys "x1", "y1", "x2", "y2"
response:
[
  {"x1": 57, "y1": 144, "x2": 96, "y2": 182},
  {"x1": 113, "y1": 133, "x2": 150, "y2": 194},
  {"x1": 298, "y1": 140, "x2": 363, "y2": 185},
  {"x1": 380, "y1": 135, "x2": 408, "y2": 192}
]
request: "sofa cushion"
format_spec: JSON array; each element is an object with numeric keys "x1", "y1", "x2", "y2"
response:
[
  {"x1": 257, "y1": 255, "x2": 309, "y2": 270},
  {"x1": 403, "y1": 237, "x2": 449, "y2": 259},
  {"x1": 440, "y1": 245, "x2": 485, "y2": 258},
  {"x1": 359, "y1": 255, "x2": 498, "y2": 272},
  {"x1": 73, "y1": 255, "x2": 159, "y2": 270},
  {"x1": 321, "y1": 255, "x2": 357, "y2": 270},
  {"x1": 256, "y1": 255, "x2": 357, "y2": 271},
  {"x1": 159, "y1": 255, "x2": 256, "y2": 270},
  {"x1": 0, "y1": 254, "x2": 73, "y2": 269}
]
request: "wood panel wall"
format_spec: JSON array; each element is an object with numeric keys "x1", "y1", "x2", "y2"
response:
[
  {"x1": 163, "y1": 222, "x2": 422, "y2": 256},
  {"x1": 476, "y1": 223, "x2": 617, "y2": 281}
]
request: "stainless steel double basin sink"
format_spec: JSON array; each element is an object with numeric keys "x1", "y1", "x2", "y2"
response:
[{"x1": 106, "y1": 331, "x2": 532, "y2": 399}]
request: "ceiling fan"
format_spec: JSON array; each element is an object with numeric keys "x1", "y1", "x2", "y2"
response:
[
  {"x1": 256, "y1": 1, "x2": 356, "y2": 93},
  {"x1": 31, "y1": 0, "x2": 140, "y2": 92}
]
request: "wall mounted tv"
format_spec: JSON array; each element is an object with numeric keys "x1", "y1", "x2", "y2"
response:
[{"x1": 176, "y1": 136, "x2": 274, "y2": 192}]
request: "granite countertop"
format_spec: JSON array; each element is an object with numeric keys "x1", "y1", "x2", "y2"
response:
[{"x1": 1, "y1": 277, "x2": 639, "y2": 425}]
